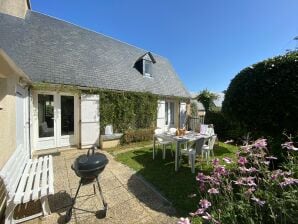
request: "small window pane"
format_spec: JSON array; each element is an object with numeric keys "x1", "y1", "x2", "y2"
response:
[
  {"x1": 38, "y1": 94, "x2": 54, "y2": 138},
  {"x1": 61, "y1": 96, "x2": 74, "y2": 136},
  {"x1": 170, "y1": 102, "x2": 175, "y2": 124},
  {"x1": 165, "y1": 102, "x2": 168, "y2": 125},
  {"x1": 144, "y1": 60, "x2": 152, "y2": 77}
]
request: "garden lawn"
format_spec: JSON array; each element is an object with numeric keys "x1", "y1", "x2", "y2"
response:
[{"x1": 115, "y1": 142, "x2": 238, "y2": 216}]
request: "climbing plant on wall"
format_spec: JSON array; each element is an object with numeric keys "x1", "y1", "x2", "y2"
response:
[{"x1": 99, "y1": 91, "x2": 158, "y2": 133}]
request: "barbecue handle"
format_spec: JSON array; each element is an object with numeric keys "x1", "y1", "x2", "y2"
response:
[{"x1": 87, "y1": 147, "x2": 95, "y2": 156}]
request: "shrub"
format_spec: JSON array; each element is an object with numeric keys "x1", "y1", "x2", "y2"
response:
[
  {"x1": 183, "y1": 139, "x2": 298, "y2": 224},
  {"x1": 122, "y1": 128, "x2": 154, "y2": 144},
  {"x1": 222, "y1": 52, "x2": 298, "y2": 138},
  {"x1": 205, "y1": 111, "x2": 244, "y2": 142}
]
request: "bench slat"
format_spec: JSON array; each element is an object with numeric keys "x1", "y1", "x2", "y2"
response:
[
  {"x1": 14, "y1": 159, "x2": 32, "y2": 204},
  {"x1": 1, "y1": 146, "x2": 28, "y2": 200},
  {"x1": 23, "y1": 159, "x2": 38, "y2": 203},
  {"x1": 41, "y1": 156, "x2": 49, "y2": 197},
  {"x1": 32, "y1": 157, "x2": 44, "y2": 200},
  {"x1": 48, "y1": 156, "x2": 54, "y2": 195}
]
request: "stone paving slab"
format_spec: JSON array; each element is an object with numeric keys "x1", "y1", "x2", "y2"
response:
[{"x1": 17, "y1": 149, "x2": 178, "y2": 224}]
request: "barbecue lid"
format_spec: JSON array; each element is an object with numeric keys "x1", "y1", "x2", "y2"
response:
[{"x1": 73, "y1": 151, "x2": 108, "y2": 172}]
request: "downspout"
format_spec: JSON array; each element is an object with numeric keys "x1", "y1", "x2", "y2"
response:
[{"x1": 28, "y1": 87, "x2": 32, "y2": 158}]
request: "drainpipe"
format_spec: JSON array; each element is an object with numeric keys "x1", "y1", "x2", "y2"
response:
[{"x1": 27, "y1": 87, "x2": 32, "y2": 158}]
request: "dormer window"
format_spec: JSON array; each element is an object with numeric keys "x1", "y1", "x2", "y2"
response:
[
  {"x1": 135, "y1": 52, "x2": 156, "y2": 78},
  {"x1": 143, "y1": 59, "x2": 152, "y2": 77}
]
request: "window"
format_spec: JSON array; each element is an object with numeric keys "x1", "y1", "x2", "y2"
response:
[
  {"x1": 165, "y1": 102, "x2": 175, "y2": 125},
  {"x1": 134, "y1": 52, "x2": 156, "y2": 77},
  {"x1": 143, "y1": 59, "x2": 152, "y2": 77}
]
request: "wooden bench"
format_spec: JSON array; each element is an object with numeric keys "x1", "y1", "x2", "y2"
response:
[{"x1": 0, "y1": 145, "x2": 54, "y2": 224}]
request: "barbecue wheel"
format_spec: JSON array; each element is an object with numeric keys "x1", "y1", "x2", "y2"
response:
[{"x1": 96, "y1": 205, "x2": 108, "y2": 219}]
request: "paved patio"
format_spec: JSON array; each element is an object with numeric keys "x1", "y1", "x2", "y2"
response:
[{"x1": 20, "y1": 149, "x2": 177, "y2": 224}]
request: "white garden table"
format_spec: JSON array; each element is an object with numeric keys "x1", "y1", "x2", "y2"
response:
[{"x1": 153, "y1": 131, "x2": 209, "y2": 172}]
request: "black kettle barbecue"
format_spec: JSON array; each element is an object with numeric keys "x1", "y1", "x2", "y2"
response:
[{"x1": 65, "y1": 147, "x2": 109, "y2": 222}]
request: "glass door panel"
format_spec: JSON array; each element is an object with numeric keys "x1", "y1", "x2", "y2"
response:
[
  {"x1": 61, "y1": 96, "x2": 74, "y2": 136},
  {"x1": 38, "y1": 94, "x2": 54, "y2": 138}
]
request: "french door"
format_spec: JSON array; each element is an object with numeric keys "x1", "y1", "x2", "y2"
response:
[{"x1": 33, "y1": 92, "x2": 77, "y2": 150}]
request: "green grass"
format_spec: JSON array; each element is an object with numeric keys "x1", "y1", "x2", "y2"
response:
[{"x1": 115, "y1": 142, "x2": 238, "y2": 216}]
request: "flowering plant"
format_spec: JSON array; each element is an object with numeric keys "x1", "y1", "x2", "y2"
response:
[{"x1": 181, "y1": 138, "x2": 298, "y2": 224}]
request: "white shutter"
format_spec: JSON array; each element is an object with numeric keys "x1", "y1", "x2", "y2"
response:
[
  {"x1": 16, "y1": 85, "x2": 29, "y2": 155},
  {"x1": 80, "y1": 94, "x2": 100, "y2": 148},
  {"x1": 179, "y1": 102, "x2": 187, "y2": 128},
  {"x1": 157, "y1": 100, "x2": 165, "y2": 129}
]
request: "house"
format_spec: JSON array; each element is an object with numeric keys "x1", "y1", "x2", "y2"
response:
[{"x1": 0, "y1": 0, "x2": 190, "y2": 158}]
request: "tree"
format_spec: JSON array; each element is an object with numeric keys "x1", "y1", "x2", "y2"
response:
[
  {"x1": 196, "y1": 89, "x2": 218, "y2": 112},
  {"x1": 190, "y1": 101, "x2": 198, "y2": 116},
  {"x1": 222, "y1": 51, "x2": 298, "y2": 137}
]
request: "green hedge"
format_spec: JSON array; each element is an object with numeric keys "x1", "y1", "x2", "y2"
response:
[
  {"x1": 205, "y1": 111, "x2": 244, "y2": 142},
  {"x1": 223, "y1": 51, "x2": 298, "y2": 137},
  {"x1": 99, "y1": 90, "x2": 158, "y2": 133},
  {"x1": 122, "y1": 128, "x2": 154, "y2": 144}
]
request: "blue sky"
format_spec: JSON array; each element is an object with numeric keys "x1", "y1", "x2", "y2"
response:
[{"x1": 31, "y1": 0, "x2": 298, "y2": 93}]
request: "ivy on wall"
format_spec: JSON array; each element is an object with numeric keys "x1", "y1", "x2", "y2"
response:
[{"x1": 99, "y1": 91, "x2": 158, "y2": 133}]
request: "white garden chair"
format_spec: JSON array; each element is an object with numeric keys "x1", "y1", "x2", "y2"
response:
[
  {"x1": 154, "y1": 128, "x2": 174, "y2": 159},
  {"x1": 180, "y1": 138, "x2": 206, "y2": 173},
  {"x1": 201, "y1": 134, "x2": 217, "y2": 164}
]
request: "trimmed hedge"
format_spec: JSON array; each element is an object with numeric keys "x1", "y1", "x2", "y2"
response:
[
  {"x1": 205, "y1": 111, "x2": 244, "y2": 142},
  {"x1": 122, "y1": 128, "x2": 154, "y2": 144},
  {"x1": 223, "y1": 51, "x2": 298, "y2": 137}
]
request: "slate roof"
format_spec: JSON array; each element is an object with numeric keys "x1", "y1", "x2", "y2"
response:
[{"x1": 0, "y1": 11, "x2": 190, "y2": 98}]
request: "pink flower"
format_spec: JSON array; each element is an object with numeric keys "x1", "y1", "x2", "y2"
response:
[
  {"x1": 254, "y1": 139, "x2": 267, "y2": 148},
  {"x1": 238, "y1": 156, "x2": 248, "y2": 166},
  {"x1": 214, "y1": 166, "x2": 227, "y2": 176},
  {"x1": 247, "y1": 167, "x2": 258, "y2": 173},
  {"x1": 279, "y1": 177, "x2": 298, "y2": 187},
  {"x1": 177, "y1": 217, "x2": 191, "y2": 224},
  {"x1": 199, "y1": 183, "x2": 206, "y2": 192},
  {"x1": 212, "y1": 158, "x2": 220, "y2": 166},
  {"x1": 223, "y1": 157, "x2": 232, "y2": 164},
  {"x1": 251, "y1": 196, "x2": 266, "y2": 206},
  {"x1": 199, "y1": 199, "x2": 211, "y2": 209},
  {"x1": 247, "y1": 179, "x2": 257, "y2": 187},
  {"x1": 208, "y1": 188, "x2": 219, "y2": 194},
  {"x1": 189, "y1": 208, "x2": 205, "y2": 216},
  {"x1": 201, "y1": 212, "x2": 220, "y2": 224},
  {"x1": 202, "y1": 212, "x2": 212, "y2": 220},
  {"x1": 234, "y1": 178, "x2": 244, "y2": 185},
  {"x1": 239, "y1": 167, "x2": 258, "y2": 173},
  {"x1": 281, "y1": 142, "x2": 298, "y2": 151},
  {"x1": 234, "y1": 177, "x2": 256, "y2": 186},
  {"x1": 196, "y1": 173, "x2": 205, "y2": 182}
]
